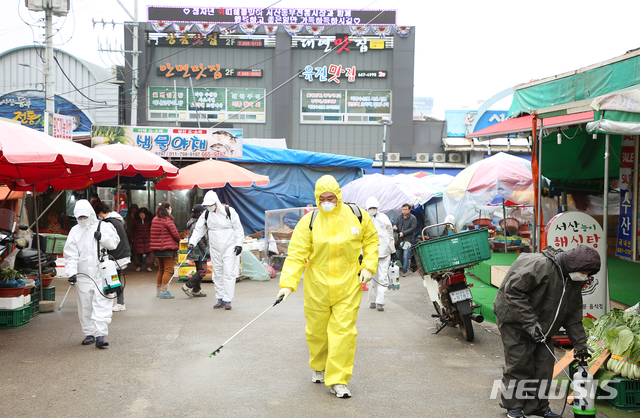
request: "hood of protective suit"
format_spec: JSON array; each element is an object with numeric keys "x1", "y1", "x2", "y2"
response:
[
  {"x1": 561, "y1": 245, "x2": 601, "y2": 274},
  {"x1": 365, "y1": 196, "x2": 379, "y2": 210},
  {"x1": 202, "y1": 191, "x2": 221, "y2": 208},
  {"x1": 73, "y1": 199, "x2": 99, "y2": 227},
  {"x1": 314, "y1": 175, "x2": 342, "y2": 207}
]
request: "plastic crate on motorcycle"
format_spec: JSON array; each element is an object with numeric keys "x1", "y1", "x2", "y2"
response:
[{"x1": 413, "y1": 227, "x2": 491, "y2": 274}]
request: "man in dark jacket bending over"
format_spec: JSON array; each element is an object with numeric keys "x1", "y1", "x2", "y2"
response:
[{"x1": 493, "y1": 245, "x2": 601, "y2": 418}]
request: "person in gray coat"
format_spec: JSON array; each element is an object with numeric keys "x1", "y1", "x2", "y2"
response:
[
  {"x1": 493, "y1": 245, "x2": 601, "y2": 418},
  {"x1": 393, "y1": 204, "x2": 417, "y2": 276},
  {"x1": 182, "y1": 205, "x2": 209, "y2": 298}
]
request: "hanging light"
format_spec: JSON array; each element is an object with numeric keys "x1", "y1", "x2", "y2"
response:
[
  {"x1": 593, "y1": 133, "x2": 598, "y2": 140},
  {"x1": 557, "y1": 129, "x2": 562, "y2": 145}
]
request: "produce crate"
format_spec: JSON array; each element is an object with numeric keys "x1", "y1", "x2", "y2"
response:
[
  {"x1": 43, "y1": 286, "x2": 55, "y2": 301},
  {"x1": 413, "y1": 227, "x2": 491, "y2": 274},
  {"x1": 0, "y1": 302, "x2": 33, "y2": 328},
  {"x1": 598, "y1": 377, "x2": 640, "y2": 411},
  {"x1": 39, "y1": 233, "x2": 68, "y2": 254}
]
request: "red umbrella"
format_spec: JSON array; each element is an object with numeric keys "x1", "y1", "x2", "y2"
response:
[
  {"x1": 13, "y1": 145, "x2": 124, "y2": 192},
  {"x1": 92, "y1": 144, "x2": 179, "y2": 177},
  {"x1": 154, "y1": 159, "x2": 269, "y2": 190},
  {"x1": 0, "y1": 120, "x2": 94, "y2": 184}
]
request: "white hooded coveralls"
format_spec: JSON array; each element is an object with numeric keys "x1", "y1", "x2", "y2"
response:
[
  {"x1": 366, "y1": 197, "x2": 396, "y2": 305},
  {"x1": 63, "y1": 200, "x2": 120, "y2": 337},
  {"x1": 189, "y1": 191, "x2": 244, "y2": 302}
]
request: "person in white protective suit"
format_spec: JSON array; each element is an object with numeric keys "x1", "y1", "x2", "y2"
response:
[
  {"x1": 63, "y1": 199, "x2": 120, "y2": 348},
  {"x1": 188, "y1": 191, "x2": 244, "y2": 310},
  {"x1": 365, "y1": 196, "x2": 396, "y2": 312}
]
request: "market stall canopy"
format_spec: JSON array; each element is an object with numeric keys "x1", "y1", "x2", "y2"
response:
[
  {"x1": 587, "y1": 89, "x2": 640, "y2": 135},
  {"x1": 91, "y1": 143, "x2": 179, "y2": 178},
  {"x1": 507, "y1": 49, "x2": 640, "y2": 119},
  {"x1": 443, "y1": 152, "x2": 538, "y2": 231},
  {"x1": 0, "y1": 120, "x2": 94, "y2": 184},
  {"x1": 467, "y1": 112, "x2": 594, "y2": 140},
  {"x1": 341, "y1": 173, "x2": 441, "y2": 213},
  {"x1": 221, "y1": 143, "x2": 373, "y2": 168},
  {"x1": 154, "y1": 159, "x2": 270, "y2": 190}
]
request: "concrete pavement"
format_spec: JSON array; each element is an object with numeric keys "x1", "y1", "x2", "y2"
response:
[{"x1": 0, "y1": 269, "x2": 609, "y2": 417}]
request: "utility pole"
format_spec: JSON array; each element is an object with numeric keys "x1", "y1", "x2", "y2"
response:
[
  {"x1": 44, "y1": 3, "x2": 54, "y2": 115},
  {"x1": 97, "y1": 0, "x2": 139, "y2": 126}
]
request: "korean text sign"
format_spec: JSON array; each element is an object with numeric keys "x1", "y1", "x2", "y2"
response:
[{"x1": 546, "y1": 211, "x2": 608, "y2": 319}]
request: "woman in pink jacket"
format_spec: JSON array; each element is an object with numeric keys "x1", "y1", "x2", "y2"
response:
[{"x1": 150, "y1": 201, "x2": 180, "y2": 298}]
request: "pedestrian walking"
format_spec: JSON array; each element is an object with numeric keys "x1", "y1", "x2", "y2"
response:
[
  {"x1": 150, "y1": 202, "x2": 180, "y2": 299},
  {"x1": 94, "y1": 202, "x2": 131, "y2": 312},
  {"x1": 182, "y1": 205, "x2": 208, "y2": 298},
  {"x1": 393, "y1": 203, "x2": 417, "y2": 276},
  {"x1": 63, "y1": 199, "x2": 120, "y2": 348},
  {"x1": 493, "y1": 245, "x2": 601, "y2": 418},
  {"x1": 276, "y1": 175, "x2": 379, "y2": 398},
  {"x1": 365, "y1": 196, "x2": 396, "y2": 312},
  {"x1": 131, "y1": 207, "x2": 154, "y2": 272},
  {"x1": 188, "y1": 191, "x2": 244, "y2": 310}
]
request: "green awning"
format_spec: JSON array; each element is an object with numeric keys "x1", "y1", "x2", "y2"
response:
[{"x1": 508, "y1": 51, "x2": 640, "y2": 118}]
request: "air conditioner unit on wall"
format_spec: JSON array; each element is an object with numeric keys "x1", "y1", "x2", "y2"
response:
[
  {"x1": 448, "y1": 153, "x2": 463, "y2": 163},
  {"x1": 387, "y1": 153, "x2": 400, "y2": 162},
  {"x1": 432, "y1": 153, "x2": 446, "y2": 163},
  {"x1": 416, "y1": 153, "x2": 430, "y2": 162},
  {"x1": 374, "y1": 153, "x2": 383, "y2": 161}
]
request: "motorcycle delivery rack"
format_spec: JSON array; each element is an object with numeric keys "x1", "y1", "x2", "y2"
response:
[{"x1": 414, "y1": 222, "x2": 491, "y2": 341}]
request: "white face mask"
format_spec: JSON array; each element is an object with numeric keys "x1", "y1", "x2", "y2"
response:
[
  {"x1": 77, "y1": 218, "x2": 90, "y2": 228},
  {"x1": 569, "y1": 272, "x2": 590, "y2": 282},
  {"x1": 207, "y1": 205, "x2": 216, "y2": 212},
  {"x1": 167, "y1": 208, "x2": 172, "y2": 215},
  {"x1": 320, "y1": 202, "x2": 336, "y2": 212},
  {"x1": 367, "y1": 208, "x2": 378, "y2": 217}
]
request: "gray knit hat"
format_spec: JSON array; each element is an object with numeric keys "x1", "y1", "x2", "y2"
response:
[{"x1": 562, "y1": 246, "x2": 601, "y2": 274}]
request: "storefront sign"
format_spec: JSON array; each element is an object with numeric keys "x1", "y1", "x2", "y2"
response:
[
  {"x1": 346, "y1": 90, "x2": 391, "y2": 114},
  {"x1": 0, "y1": 91, "x2": 90, "y2": 134},
  {"x1": 615, "y1": 135, "x2": 635, "y2": 259},
  {"x1": 301, "y1": 65, "x2": 387, "y2": 83},
  {"x1": 295, "y1": 35, "x2": 385, "y2": 53},
  {"x1": 148, "y1": 32, "x2": 272, "y2": 48},
  {"x1": 91, "y1": 126, "x2": 243, "y2": 159},
  {"x1": 545, "y1": 211, "x2": 608, "y2": 318},
  {"x1": 148, "y1": 6, "x2": 396, "y2": 26},
  {"x1": 148, "y1": 86, "x2": 265, "y2": 122},
  {"x1": 156, "y1": 62, "x2": 263, "y2": 79},
  {"x1": 301, "y1": 90, "x2": 344, "y2": 113},
  {"x1": 45, "y1": 113, "x2": 74, "y2": 140}
]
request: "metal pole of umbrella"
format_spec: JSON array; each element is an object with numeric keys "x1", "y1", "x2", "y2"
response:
[
  {"x1": 502, "y1": 198, "x2": 507, "y2": 254},
  {"x1": 603, "y1": 134, "x2": 610, "y2": 312},
  {"x1": 32, "y1": 185, "x2": 44, "y2": 293}
]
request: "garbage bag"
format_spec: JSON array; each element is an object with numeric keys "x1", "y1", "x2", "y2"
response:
[{"x1": 241, "y1": 250, "x2": 270, "y2": 281}]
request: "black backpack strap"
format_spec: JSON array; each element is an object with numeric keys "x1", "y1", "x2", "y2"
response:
[{"x1": 309, "y1": 209, "x2": 319, "y2": 231}]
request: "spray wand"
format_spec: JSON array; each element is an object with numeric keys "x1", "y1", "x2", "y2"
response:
[{"x1": 210, "y1": 295, "x2": 284, "y2": 357}]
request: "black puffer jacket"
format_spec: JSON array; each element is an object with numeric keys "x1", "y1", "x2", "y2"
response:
[
  {"x1": 186, "y1": 217, "x2": 208, "y2": 261},
  {"x1": 493, "y1": 246, "x2": 589, "y2": 351}
]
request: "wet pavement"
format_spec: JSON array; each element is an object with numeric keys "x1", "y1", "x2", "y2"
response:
[{"x1": 0, "y1": 269, "x2": 610, "y2": 417}]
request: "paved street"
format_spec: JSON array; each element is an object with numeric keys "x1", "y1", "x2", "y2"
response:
[{"x1": 0, "y1": 270, "x2": 609, "y2": 417}]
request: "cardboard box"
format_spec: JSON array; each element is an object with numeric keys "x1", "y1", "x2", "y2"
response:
[
  {"x1": 0, "y1": 295, "x2": 25, "y2": 310},
  {"x1": 490, "y1": 265, "x2": 511, "y2": 288}
]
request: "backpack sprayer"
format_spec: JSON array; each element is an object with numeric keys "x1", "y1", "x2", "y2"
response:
[
  {"x1": 535, "y1": 329, "x2": 596, "y2": 417},
  {"x1": 388, "y1": 260, "x2": 400, "y2": 290},
  {"x1": 96, "y1": 222, "x2": 121, "y2": 294}
]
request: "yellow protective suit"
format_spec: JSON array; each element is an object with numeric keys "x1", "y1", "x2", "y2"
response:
[{"x1": 279, "y1": 175, "x2": 379, "y2": 386}]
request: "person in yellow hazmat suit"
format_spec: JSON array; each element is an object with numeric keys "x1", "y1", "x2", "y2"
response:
[{"x1": 276, "y1": 175, "x2": 379, "y2": 398}]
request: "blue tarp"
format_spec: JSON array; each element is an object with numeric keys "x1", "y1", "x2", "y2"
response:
[
  {"x1": 222, "y1": 144, "x2": 373, "y2": 168},
  {"x1": 214, "y1": 145, "x2": 372, "y2": 234}
]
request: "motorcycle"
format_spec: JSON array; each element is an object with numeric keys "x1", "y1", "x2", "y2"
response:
[
  {"x1": 414, "y1": 222, "x2": 486, "y2": 342},
  {"x1": 0, "y1": 208, "x2": 57, "y2": 279}
]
